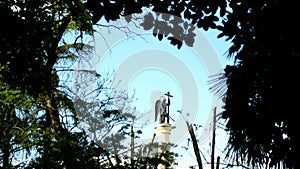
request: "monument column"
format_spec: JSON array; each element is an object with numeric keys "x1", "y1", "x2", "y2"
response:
[
  {"x1": 154, "y1": 123, "x2": 175, "y2": 145},
  {"x1": 154, "y1": 123, "x2": 176, "y2": 169},
  {"x1": 153, "y1": 91, "x2": 176, "y2": 169}
]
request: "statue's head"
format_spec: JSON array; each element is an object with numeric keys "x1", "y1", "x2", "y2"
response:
[{"x1": 160, "y1": 96, "x2": 166, "y2": 103}]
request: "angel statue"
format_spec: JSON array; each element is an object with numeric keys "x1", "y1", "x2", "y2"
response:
[{"x1": 155, "y1": 96, "x2": 167, "y2": 124}]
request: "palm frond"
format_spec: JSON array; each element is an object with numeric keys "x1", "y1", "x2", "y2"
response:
[{"x1": 207, "y1": 70, "x2": 227, "y2": 99}]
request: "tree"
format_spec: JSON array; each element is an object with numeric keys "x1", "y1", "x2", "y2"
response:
[
  {"x1": 2, "y1": 0, "x2": 298, "y2": 168},
  {"x1": 208, "y1": 1, "x2": 298, "y2": 168},
  {"x1": 164, "y1": 0, "x2": 298, "y2": 168},
  {"x1": 0, "y1": 0, "x2": 136, "y2": 168},
  {"x1": 0, "y1": 1, "x2": 176, "y2": 168},
  {"x1": 86, "y1": 0, "x2": 298, "y2": 168},
  {"x1": 136, "y1": 1, "x2": 299, "y2": 168}
]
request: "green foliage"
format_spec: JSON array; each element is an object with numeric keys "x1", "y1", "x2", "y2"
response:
[
  {"x1": 200, "y1": 0, "x2": 299, "y2": 168},
  {"x1": 1, "y1": 0, "x2": 119, "y2": 168},
  {"x1": 1, "y1": 1, "x2": 177, "y2": 167},
  {"x1": 26, "y1": 132, "x2": 103, "y2": 169},
  {"x1": 2, "y1": 0, "x2": 297, "y2": 168},
  {"x1": 220, "y1": 1, "x2": 298, "y2": 168},
  {"x1": 104, "y1": 0, "x2": 298, "y2": 168}
]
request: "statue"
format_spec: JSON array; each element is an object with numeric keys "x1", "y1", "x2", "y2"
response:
[
  {"x1": 155, "y1": 96, "x2": 167, "y2": 123},
  {"x1": 155, "y1": 91, "x2": 173, "y2": 124}
]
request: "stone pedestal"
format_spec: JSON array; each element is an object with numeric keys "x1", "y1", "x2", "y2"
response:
[
  {"x1": 154, "y1": 123, "x2": 175, "y2": 169},
  {"x1": 154, "y1": 123, "x2": 175, "y2": 144}
]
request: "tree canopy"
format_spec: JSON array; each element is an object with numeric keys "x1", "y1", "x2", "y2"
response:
[{"x1": 1, "y1": 0, "x2": 299, "y2": 168}]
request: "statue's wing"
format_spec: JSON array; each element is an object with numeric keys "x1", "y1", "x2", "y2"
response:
[
  {"x1": 161, "y1": 100, "x2": 166, "y2": 108},
  {"x1": 155, "y1": 100, "x2": 161, "y2": 121}
]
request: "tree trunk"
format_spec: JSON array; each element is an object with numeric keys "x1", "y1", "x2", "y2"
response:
[
  {"x1": 45, "y1": 91, "x2": 63, "y2": 136},
  {"x1": 211, "y1": 107, "x2": 217, "y2": 169},
  {"x1": 44, "y1": 90, "x2": 76, "y2": 169},
  {"x1": 186, "y1": 121, "x2": 203, "y2": 169},
  {"x1": 2, "y1": 137, "x2": 11, "y2": 168}
]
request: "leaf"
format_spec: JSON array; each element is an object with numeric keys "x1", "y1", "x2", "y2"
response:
[
  {"x1": 161, "y1": 13, "x2": 170, "y2": 20},
  {"x1": 220, "y1": 7, "x2": 227, "y2": 17},
  {"x1": 167, "y1": 36, "x2": 183, "y2": 49},
  {"x1": 158, "y1": 33, "x2": 163, "y2": 41},
  {"x1": 184, "y1": 35, "x2": 195, "y2": 47},
  {"x1": 125, "y1": 15, "x2": 132, "y2": 23},
  {"x1": 212, "y1": 15, "x2": 219, "y2": 22},
  {"x1": 177, "y1": 41, "x2": 183, "y2": 49},
  {"x1": 184, "y1": 9, "x2": 192, "y2": 19},
  {"x1": 183, "y1": 21, "x2": 189, "y2": 30},
  {"x1": 141, "y1": 21, "x2": 153, "y2": 30},
  {"x1": 203, "y1": 24, "x2": 209, "y2": 31},
  {"x1": 144, "y1": 12, "x2": 154, "y2": 22},
  {"x1": 217, "y1": 33, "x2": 225, "y2": 39}
]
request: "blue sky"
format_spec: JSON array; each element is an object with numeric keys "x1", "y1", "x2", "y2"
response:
[{"x1": 92, "y1": 17, "x2": 234, "y2": 167}]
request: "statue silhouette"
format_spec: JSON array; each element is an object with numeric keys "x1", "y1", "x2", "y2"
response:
[{"x1": 155, "y1": 96, "x2": 167, "y2": 124}]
